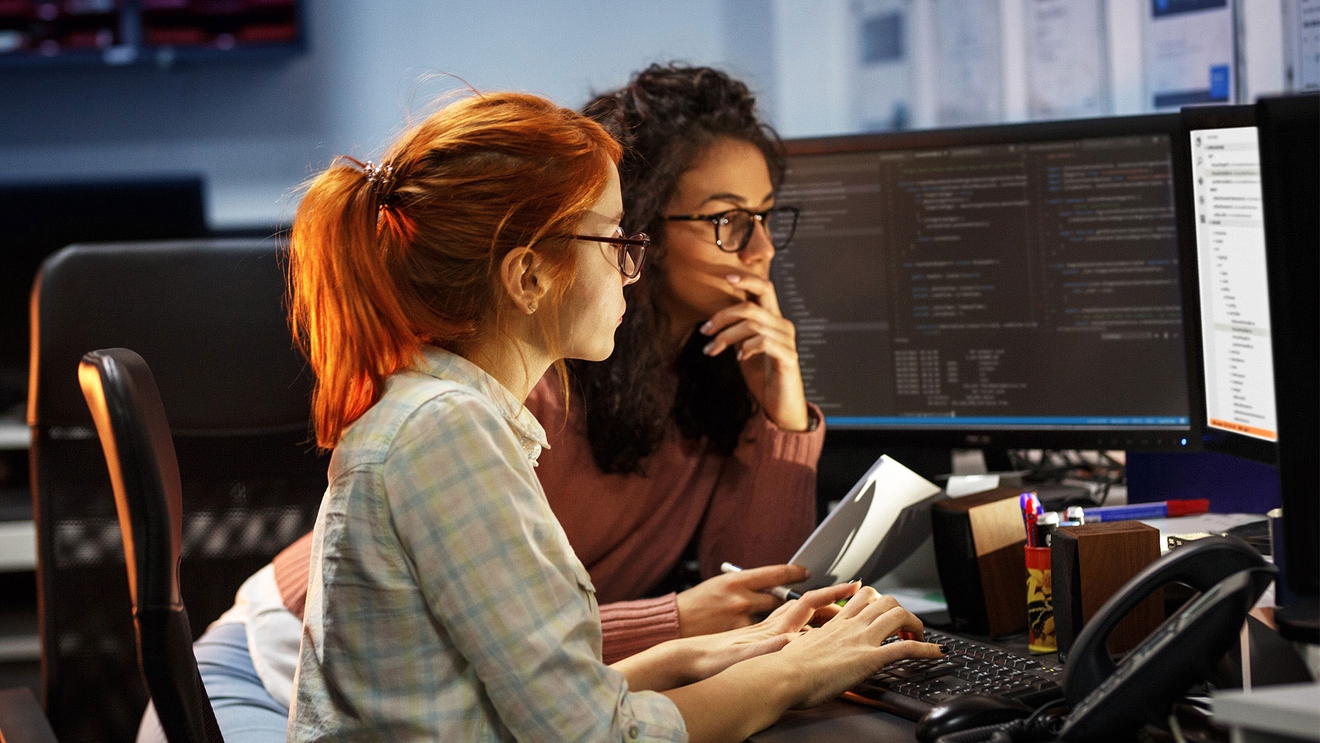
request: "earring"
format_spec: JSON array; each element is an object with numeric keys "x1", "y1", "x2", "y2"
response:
[{"x1": 526, "y1": 301, "x2": 538, "y2": 314}]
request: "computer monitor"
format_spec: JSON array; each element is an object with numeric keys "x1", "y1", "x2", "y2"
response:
[
  {"x1": 1257, "y1": 93, "x2": 1319, "y2": 600},
  {"x1": 0, "y1": 177, "x2": 207, "y2": 419},
  {"x1": 1175, "y1": 105, "x2": 1279, "y2": 465},
  {"x1": 771, "y1": 114, "x2": 1195, "y2": 450}
]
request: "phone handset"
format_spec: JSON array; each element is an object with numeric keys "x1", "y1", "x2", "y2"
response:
[{"x1": 1058, "y1": 536, "x2": 1275, "y2": 742}]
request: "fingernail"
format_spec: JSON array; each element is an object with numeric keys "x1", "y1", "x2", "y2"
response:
[
  {"x1": 735, "y1": 349, "x2": 743, "y2": 361},
  {"x1": 726, "y1": 274, "x2": 741, "y2": 283},
  {"x1": 700, "y1": 321, "x2": 713, "y2": 334},
  {"x1": 939, "y1": 645, "x2": 951, "y2": 655},
  {"x1": 702, "y1": 342, "x2": 715, "y2": 355}
]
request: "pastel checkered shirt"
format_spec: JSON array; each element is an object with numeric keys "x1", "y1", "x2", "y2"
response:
[{"x1": 288, "y1": 347, "x2": 687, "y2": 742}]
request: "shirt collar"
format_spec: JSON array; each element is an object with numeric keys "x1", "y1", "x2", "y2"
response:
[{"x1": 412, "y1": 345, "x2": 550, "y2": 464}]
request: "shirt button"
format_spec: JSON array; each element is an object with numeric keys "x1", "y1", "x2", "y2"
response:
[{"x1": 627, "y1": 724, "x2": 640, "y2": 739}]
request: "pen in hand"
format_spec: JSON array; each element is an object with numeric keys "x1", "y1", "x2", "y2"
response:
[
  {"x1": 720, "y1": 562, "x2": 922, "y2": 640},
  {"x1": 719, "y1": 561, "x2": 804, "y2": 601}
]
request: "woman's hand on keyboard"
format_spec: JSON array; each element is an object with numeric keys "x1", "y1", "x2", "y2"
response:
[
  {"x1": 617, "y1": 581, "x2": 861, "y2": 691},
  {"x1": 775, "y1": 586, "x2": 944, "y2": 709}
]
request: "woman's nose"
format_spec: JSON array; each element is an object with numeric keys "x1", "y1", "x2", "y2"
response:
[{"x1": 740, "y1": 219, "x2": 775, "y2": 265}]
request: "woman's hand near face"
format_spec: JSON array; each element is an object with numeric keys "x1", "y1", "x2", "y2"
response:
[{"x1": 699, "y1": 273, "x2": 811, "y2": 431}]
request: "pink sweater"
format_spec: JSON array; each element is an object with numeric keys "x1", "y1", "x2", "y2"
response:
[{"x1": 274, "y1": 372, "x2": 824, "y2": 663}]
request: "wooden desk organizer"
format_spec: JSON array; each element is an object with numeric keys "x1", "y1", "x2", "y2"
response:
[
  {"x1": 1052, "y1": 521, "x2": 1162, "y2": 661},
  {"x1": 931, "y1": 487, "x2": 1028, "y2": 637}
]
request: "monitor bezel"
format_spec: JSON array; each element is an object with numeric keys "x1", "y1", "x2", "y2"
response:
[
  {"x1": 1257, "y1": 93, "x2": 1320, "y2": 597},
  {"x1": 1173, "y1": 104, "x2": 1278, "y2": 465},
  {"x1": 779, "y1": 113, "x2": 1200, "y2": 451}
]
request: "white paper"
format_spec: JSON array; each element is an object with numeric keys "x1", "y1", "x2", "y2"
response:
[
  {"x1": 791, "y1": 455, "x2": 942, "y2": 586},
  {"x1": 931, "y1": 0, "x2": 1003, "y2": 126},
  {"x1": 945, "y1": 474, "x2": 1001, "y2": 497},
  {"x1": 850, "y1": 0, "x2": 915, "y2": 131},
  {"x1": 1024, "y1": 0, "x2": 1110, "y2": 120},
  {"x1": 1291, "y1": 0, "x2": 1320, "y2": 90},
  {"x1": 1143, "y1": 0, "x2": 1238, "y2": 111}
]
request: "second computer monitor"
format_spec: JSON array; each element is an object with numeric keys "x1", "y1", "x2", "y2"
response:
[{"x1": 772, "y1": 115, "x2": 1194, "y2": 449}]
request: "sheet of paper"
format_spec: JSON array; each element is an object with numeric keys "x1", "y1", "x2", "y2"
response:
[
  {"x1": 792, "y1": 455, "x2": 942, "y2": 587},
  {"x1": 1143, "y1": 0, "x2": 1238, "y2": 111},
  {"x1": 931, "y1": 0, "x2": 1003, "y2": 125},
  {"x1": 1024, "y1": 0, "x2": 1110, "y2": 119},
  {"x1": 1140, "y1": 512, "x2": 1266, "y2": 553},
  {"x1": 1291, "y1": 0, "x2": 1320, "y2": 90},
  {"x1": 945, "y1": 474, "x2": 1000, "y2": 497},
  {"x1": 850, "y1": 0, "x2": 915, "y2": 131}
]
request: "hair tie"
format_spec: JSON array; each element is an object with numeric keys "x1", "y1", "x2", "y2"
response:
[{"x1": 362, "y1": 160, "x2": 397, "y2": 201}]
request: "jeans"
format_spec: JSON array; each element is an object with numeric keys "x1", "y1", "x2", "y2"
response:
[{"x1": 136, "y1": 621, "x2": 290, "y2": 743}]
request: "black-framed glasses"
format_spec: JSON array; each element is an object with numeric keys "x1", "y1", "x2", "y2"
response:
[
  {"x1": 664, "y1": 206, "x2": 800, "y2": 253},
  {"x1": 565, "y1": 227, "x2": 649, "y2": 283}
]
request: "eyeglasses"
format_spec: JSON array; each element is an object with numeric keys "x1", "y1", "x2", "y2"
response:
[
  {"x1": 664, "y1": 206, "x2": 800, "y2": 253},
  {"x1": 564, "y1": 227, "x2": 649, "y2": 283}
]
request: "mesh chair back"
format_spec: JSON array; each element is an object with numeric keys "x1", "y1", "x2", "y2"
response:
[
  {"x1": 79, "y1": 348, "x2": 224, "y2": 743},
  {"x1": 28, "y1": 240, "x2": 325, "y2": 743}
]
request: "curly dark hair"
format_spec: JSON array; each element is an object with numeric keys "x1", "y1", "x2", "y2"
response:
[{"x1": 567, "y1": 64, "x2": 787, "y2": 475}]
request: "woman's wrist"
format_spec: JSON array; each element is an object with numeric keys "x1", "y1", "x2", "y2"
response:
[
  {"x1": 766, "y1": 402, "x2": 814, "y2": 433},
  {"x1": 612, "y1": 637, "x2": 702, "y2": 692}
]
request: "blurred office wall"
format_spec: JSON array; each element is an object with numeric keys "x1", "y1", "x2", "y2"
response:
[
  {"x1": 0, "y1": 1, "x2": 724, "y2": 229},
  {"x1": 0, "y1": 0, "x2": 1292, "y2": 230}
]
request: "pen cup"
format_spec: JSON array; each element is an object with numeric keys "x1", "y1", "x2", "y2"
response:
[{"x1": 1025, "y1": 546, "x2": 1055, "y2": 654}]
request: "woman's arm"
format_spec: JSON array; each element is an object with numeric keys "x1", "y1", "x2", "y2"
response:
[
  {"x1": 692, "y1": 401, "x2": 824, "y2": 596},
  {"x1": 612, "y1": 583, "x2": 852, "y2": 691}
]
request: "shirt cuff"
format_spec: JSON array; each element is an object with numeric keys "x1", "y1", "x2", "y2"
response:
[
  {"x1": 618, "y1": 689, "x2": 688, "y2": 742},
  {"x1": 600, "y1": 593, "x2": 682, "y2": 665},
  {"x1": 753, "y1": 401, "x2": 827, "y2": 465}
]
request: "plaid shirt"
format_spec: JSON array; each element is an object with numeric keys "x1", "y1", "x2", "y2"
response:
[{"x1": 289, "y1": 347, "x2": 687, "y2": 742}]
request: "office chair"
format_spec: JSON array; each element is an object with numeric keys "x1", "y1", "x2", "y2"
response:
[
  {"x1": 79, "y1": 348, "x2": 224, "y2": 743},
  {"x1": 28, "y1": 240, "x2": 326, "y2": 743}
]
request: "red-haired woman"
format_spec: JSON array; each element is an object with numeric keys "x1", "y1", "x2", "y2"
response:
[{"x1": 264, "y1": 91, "x2": 941, "y2": 740}]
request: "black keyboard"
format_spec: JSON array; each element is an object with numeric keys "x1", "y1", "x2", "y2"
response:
[{"x1": 843, "y1": 629, "x2": 1065, "y2": 720}]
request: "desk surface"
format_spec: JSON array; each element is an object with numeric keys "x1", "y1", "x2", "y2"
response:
[{"x1": 750, "y1": 700, "x2": 917, "y2": 742}]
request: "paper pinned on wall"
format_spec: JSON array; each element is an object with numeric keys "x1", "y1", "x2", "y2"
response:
[
  {"x1": 850, "y1": 0, "x2": 915, "y2": 132},
  {"x1": 1142, "y1": 0, "x2": 1239, "y2": 111},
  {"x1": 1024, "y1": 0, "x2": 1111, "y2": 120},
  {"x1": 931, "y1": 0, "x2": 1003, "y2": 126},
  {"x1": 1288, "y1": 0, "x2": 1320, "y2": 90}
]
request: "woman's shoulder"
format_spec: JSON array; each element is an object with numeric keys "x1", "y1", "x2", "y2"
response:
[{"x1": 337, "y1": 371, "x2": 512, "y2": 465}]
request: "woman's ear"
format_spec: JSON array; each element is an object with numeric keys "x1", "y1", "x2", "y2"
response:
[{"x1": 499, "y1": 247, "x2": 551, "y2": 315}]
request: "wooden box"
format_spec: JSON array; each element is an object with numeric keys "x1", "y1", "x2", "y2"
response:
[
  {"x1": 931, "y1": 487, "x2": 1028, "y2": 637},
  {"x1": 1052, "y1": 521, "x2": 1163, "y2": 661}
]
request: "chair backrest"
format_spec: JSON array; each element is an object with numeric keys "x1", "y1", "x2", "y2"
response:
[
  {"x1": 79, "y1": 348, "x2": 223, "y2": 743},
  {"x1": 28, "y1": 239, "x2": 326, "y2": 743}
]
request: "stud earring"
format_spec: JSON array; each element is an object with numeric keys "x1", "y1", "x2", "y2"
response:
[{"x1": 526, "y1": 301, "x2": 538, "y2": 314}]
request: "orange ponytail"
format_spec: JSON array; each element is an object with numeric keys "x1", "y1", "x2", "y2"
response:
[{"x1": 289, "y1": 93, "x2": 621, "y2": 448}]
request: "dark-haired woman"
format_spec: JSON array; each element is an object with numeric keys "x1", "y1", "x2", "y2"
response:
[{"x1": 138, "y1": 65, "x2": 836, "y2": 742}]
